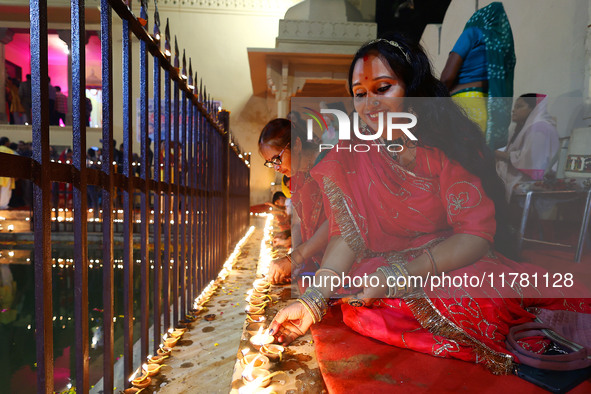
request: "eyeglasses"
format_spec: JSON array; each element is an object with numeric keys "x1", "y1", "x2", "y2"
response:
[{"x1": 263, "y1": 142, "x2": 290, "y2": 168}]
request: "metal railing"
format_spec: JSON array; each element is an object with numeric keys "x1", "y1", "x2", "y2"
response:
[{"x1": 0, "y1": 0, "x2": 250, "y2": 392}]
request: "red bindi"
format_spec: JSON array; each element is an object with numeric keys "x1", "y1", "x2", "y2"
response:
[{"x1": 363, "y1": 55, "x2": 369, "y2": 61}]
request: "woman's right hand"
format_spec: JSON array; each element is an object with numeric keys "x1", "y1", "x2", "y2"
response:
[
  {"x1": 269, "y1": 301, "x2": 314, "y2": 345},
  {"x1": 268, "y1": 256, "x2": 292, "y2": 284}
]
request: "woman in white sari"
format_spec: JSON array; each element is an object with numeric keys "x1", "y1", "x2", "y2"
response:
[{"x1": 495, "y1": 93, "x2": 559, "y2": 201}]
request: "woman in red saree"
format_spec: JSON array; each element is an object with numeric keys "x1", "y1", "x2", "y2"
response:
[
  {"x1": 259, "y1": 119, "x2": 329, "y2": 284},
  {"x1": 269, "y1": 35, "x2": 590, "y2": 374}
]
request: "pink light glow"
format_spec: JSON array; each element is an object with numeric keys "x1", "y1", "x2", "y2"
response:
[{"x1": 5, "y1": 32, "x2": 103, "y2": 96}]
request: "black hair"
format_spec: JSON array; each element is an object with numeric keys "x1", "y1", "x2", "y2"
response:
[
  {"x1": 272, "y1": 191, "x2": 286, "y2": 204},
  {"x1": 518, "y1": 93, "x2": 538, "y2": 109},
  {"x1": 508, "y1": 93, "x2": 539, "y2": 145},
  {"x1": 0, "y1": 137, "x2": 9, "y2": 146},
  {"x1": 258, "y1": 118, "x2": 316, "y2": 153},
  {"x1": 349, "y1": 33, "x2": 515, "y2": 257}
]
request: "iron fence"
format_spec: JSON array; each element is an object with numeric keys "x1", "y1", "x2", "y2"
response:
[{"x1": 0, "y1": 0, "x2": 251, "y2": 392}]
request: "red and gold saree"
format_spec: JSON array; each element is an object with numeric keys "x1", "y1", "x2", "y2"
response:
[{"x1": 310, "y1": 139, "x2": 590, "y2": 373}]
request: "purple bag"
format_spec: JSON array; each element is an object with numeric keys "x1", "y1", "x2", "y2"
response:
[{"x1": 506, "y1": 309, "x2": 591, "y2": 371}]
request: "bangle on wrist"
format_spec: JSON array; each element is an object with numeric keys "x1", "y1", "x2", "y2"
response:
[
  {"x1": 377, "y1": 263, "x2": 412, "y2": 298},
  {"x1": 297, "y1": 298, "x2": 317, "y2": 324},
  {"x1": 315, "y1": 267, "x2": 339, "y2": 278},
  {"x1": 291, "y1": 248, "x2": 305, "y2": 267},
  {"x1": 423, "y1": 248, "x2": 439, "y2": 276}
]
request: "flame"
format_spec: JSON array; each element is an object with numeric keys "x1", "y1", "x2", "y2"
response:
[{"x1": 129, "y1": 367, "x2": 141, "y2": 382}]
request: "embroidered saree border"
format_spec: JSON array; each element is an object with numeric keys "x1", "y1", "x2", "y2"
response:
[
  {"x1": 404, "y1": 295, "x2": 514, "y2": 375},
  {"x1": 323, "y1": 176, "x2": 367, "y2": 255}
]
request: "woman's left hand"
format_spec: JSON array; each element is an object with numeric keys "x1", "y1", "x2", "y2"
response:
[{"x1": 342, "y1": 270, "x2": 388, "y2": 307}]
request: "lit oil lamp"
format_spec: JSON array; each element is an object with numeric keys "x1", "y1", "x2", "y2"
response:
[
  {"x1": 147, "y1": 354, "x2": 168, "y2": 364},
  {"x1": 242, "y1": 362, "x2": 272, "y2": 388},
  {"x1": 240, "y1": 353, "x2": 270, "y2": 370},
  {"x1": 157, "y1": 344, "x2": 172, "y2": 357},
  {"x1": 246, "y1": 315, "x2": 265, "y2": 324},
  {"x1": 260, "y1": 344, "x2": 285, "y2": 362},
  {"x1": 168, "y1": 327, "x2": 186, "y2": 338},
  {"x1": 246, "y1": 322, "x2": 264, "y2": 336},
  {"x1": 249, "y1": 327, "x2": 274, "y2": 350},
  {"x1": 163, "y1": 333, "x2": 179, "y2": 347},
  {"x1": 253, "y1": 279, "x2": 271, "y2": 293},
  {"x1": 129, "y1": 367, "x2": 151, "y2": 389},
  {"x1": 245, "y1": 304, "x2": 266, "y2": 315},
  {"x1": 143, "y1": 362, "x2": 163, "y2": 377},
  {"x1": 246, "y1": 294, "x2": 272, "y2": 304}
]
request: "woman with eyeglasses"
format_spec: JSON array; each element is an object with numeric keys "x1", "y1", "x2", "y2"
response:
[
  {"x1": 258, "y1": 118, "x2": 329, "y2": 285},
  {"x1": 268, "y1": 34, "x2": 591, "y2": 377}
]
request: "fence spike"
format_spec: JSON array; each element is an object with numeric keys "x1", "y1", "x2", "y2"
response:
[
  {"x1": 188, "y1": 60, "x2": 193, "y2": 90},
  {"x1": 164, "y1": 18, "x2": 171, "y2": 57},
  {"x1": 139, "y1": 0, "x2": 148, "y2": 30},
  {"x1": 182, "y1": 49, "x2": 187, "y2": 80},
  {"x1": 199, "y1": 78, "x2": 203, "y2": 102},
  {"x1": 153, "y1": 0, "x2": 161, "y2": 42},
  {"x1": 174, "y1": 36, "x2": 179, "y2": 68}
]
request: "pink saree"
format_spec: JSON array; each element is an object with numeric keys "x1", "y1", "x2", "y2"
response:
[{"x1": 310, "y1": 139, "x2": 590, "y2": 374}]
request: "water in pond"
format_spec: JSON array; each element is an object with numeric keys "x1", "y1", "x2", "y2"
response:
[{"x1": 0, "y1": 242, "x2": 158, "y2": 393}]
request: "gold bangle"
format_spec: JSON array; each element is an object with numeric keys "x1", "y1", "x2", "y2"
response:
[
  {"x1": 287, "y1": 251, "x2": 303, "y2": 268},
  {"x1": 315, "y1": 267, "x2": 339, "y2": 278},
  {"x1": 297, "y1": 298, "x2": 317, "y2": 324},
  {"x1": 423, "y1": 248, "x2": 439, "y2": 276}
]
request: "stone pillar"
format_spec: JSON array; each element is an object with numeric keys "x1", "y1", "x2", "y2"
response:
[
  {"x1": 0, "y1": 28, "x2": 15, "y2": 124},
  {"x1": 58, "y1": 30, "x2": 72, "y2": 126}
]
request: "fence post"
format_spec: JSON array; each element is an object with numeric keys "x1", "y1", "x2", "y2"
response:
[{"x1": 220, "y1": 110, "x2": 230, "y2": 260}]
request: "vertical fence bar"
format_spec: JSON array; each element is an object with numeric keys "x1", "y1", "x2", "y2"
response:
[
  {"x1": 152, "y1": 4, "x2": 162, "y2": 354},
  {"x1": 198, "y1": 88, "x2": 205, "y2": 293},
  {"x1": 186, "y1": 67, "x2": 194, "y2": 307},
  {"x1": 121, "y1": 7, "x2": 134, "y2": 382},
  {"x1": 163, "y1": 26, "x2": 172, "y2": 330},
  {"x1": 30, "y1": 0, "x2": 53, "y2": 391},
  {"x1": 71, "y1": 0, "x2": 89, "y2": 391},
  {"x1": 192, "y1": 86, "x2": 199, "y2": 299},
  {"x1": 204, "y1": 107, "x2": 211, "y2": 283},
  {"x1": 100, "y1": 0, "x2": 115, "y2": 390},
  {"x1": 172, "y1": 40, "x2": 180, "y2": 328},
  {"x1": 220, "y1": 111, "x2": 230, "y2": 265},
  {"x1": 139, "y1": 0, "x2": 150, "y2": 362},
  {"x1": 180, "y1": 54, "x2": 187, "y2": 318}
]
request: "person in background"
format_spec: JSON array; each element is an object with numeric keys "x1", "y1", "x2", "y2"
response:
[
  {"x1": 440, "y1": 2, "x2": 515, "y2": 149},
  {"x1": 48, "y1": 76, "x2": 56, "y2": 125},
  {"x1": 7, "y1": 78, "x2": 25, "y2": 125},
  {"x1": 85, "y1": 96, "x2": 93, "y2": 127},
  {"x1": 0, "y1": 137, "x2": 16, "y2": 209},
  {"x1": 259, "y1": 118, "x2": 329, "y2": 285},
  {"x1": 18, "y1": 74, "x2": 32, "y2": 124},
  {"x1": 54, "y1": 86, "x2": 68, "y2": 126},
  {"x1": 495, "y1": 93, "x2": 559, "y2": 201},
  {"x1": 271, "y1": 191, "x2": 287, "y2": 208}
]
